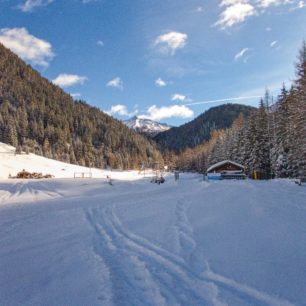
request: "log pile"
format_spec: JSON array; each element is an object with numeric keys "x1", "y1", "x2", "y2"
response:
[{"x1": 13, "y1": 170, "x2": 53, "y2": 179}]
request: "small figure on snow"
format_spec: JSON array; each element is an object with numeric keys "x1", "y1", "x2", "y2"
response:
[{"x1": 106, "y1": 175, "x2": 113, "y2": 185}]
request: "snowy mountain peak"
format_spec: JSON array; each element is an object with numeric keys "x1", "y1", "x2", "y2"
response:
[{"x1": 124, "y1": 116, "x2": 171, "y2": 137}]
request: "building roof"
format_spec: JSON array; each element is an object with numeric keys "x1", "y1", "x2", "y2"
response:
[{"x1": 207, "y1": 160, "x2": 245, "y2": 173}]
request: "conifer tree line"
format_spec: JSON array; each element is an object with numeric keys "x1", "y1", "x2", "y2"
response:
[
  {"x1": 154, "y1": 104, "x2": 254, "y2": 153},
  {"x1": 174, "y1": 43, "x2": 306, "y2": 178},
  {"x1": 0, "y1": 43, "x2": 163, "y2": 169}
]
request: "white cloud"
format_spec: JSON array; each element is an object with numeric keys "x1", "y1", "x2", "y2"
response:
[
  {"x1": 154, "y1": 31, "x2": 188, "y2": 55},
  {"x1": 171, "y1": 94, "x2": 186, "y2": 102},
  {"x1": 52, "y1": 74, "x2": 88, "y2": 87},
  {"x1": 106, "y1": 77, "x2": 123, "y2": 90},
  {"x1": 257, "y1": 0, "x2": 292, "y2": 8},
  {"x1": 216, "y1": 0, "x2": 299, "y2": 28},
  {"x1": 220, "y1": 0, "x2": 249, "y2": 6},
  {"x1": 215, "y1": 2, "x2": 256, "y2": 28},
  {"x1": 234, "y1": 47, "x2": 250, "y2": 60},
  {"x1": 266, "y1": 27, "x2": 272, "y2": 31},
  {"x1": 106, "y1": 104, "x2": 138, "y2": 117},
  {"x1": 106, "y1": 105, "x2": 129, "y2": 116},
  {"x1": 270, "y1": 40, "x2": 277, "y2": 47},
  {"x1": 0, "y1": 27, "x2": 54, "y2": 67},
  {"x1": 155, "y1": 78, "x2": 167, "y2": 87},
  {"x1": 196, "y1": 6, "x2": 204, "y2": 12},
  {"x1": 290, "y1": 1, "x2": 305, "y2": 11},
  {"x1": 140, "y1": 105, "x2": 194, "y2": 121},
  {"x1": 71, "y1": 93, "x2": 81, "y2": 98},
  {"x1": 19, "y1": 0, "x2": 53, "y2": 12},
  {"x1": 97, "y1": 40, "x2": 104, "y2": 47}
]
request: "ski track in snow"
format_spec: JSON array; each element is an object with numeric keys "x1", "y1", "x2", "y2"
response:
[
  {"x1": 86, "y1": 206, "x2": 223, "y2": 306},
  {"x1": 85, "y1": 203, "x2": 294, "y2": 306},
  {"x1": 167, "y1": 199, "x2": 197, "y2": 263}
]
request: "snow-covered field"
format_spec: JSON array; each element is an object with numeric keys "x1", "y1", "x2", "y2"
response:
[
  {"x1": 0, "y1": 142, "x2": 142, "y2": 180},
  {"x1": 0, "y1": 172, "x2": 306, "y2": 306}
]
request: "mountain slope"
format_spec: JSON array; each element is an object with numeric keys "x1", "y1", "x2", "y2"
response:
[
  {"x1": 124, "y1": 116, "x2": 171, "y2": 137},
  {"x1": 154, "y1": 104, "x2": 255, "y2": 153},
  {"x1": 0, "y1": 43, "x2": 162, "y2": 169}
]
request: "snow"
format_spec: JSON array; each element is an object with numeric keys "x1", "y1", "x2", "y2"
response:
[
  {"x1": 0, "y1": 142, "x2": 141, "y2": 180},
  {"x1": 1, "y1": 169, "x2": 306, "y2": 305},
  {"x1": 124, "y1": 116, "x2": 171, "y2": 136},
  {"x1": 207, "y1": 160, "x2": 245, "y2": 173}
]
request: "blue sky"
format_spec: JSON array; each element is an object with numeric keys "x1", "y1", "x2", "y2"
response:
[{"x1": 0, "y1": 0, "x2": 305, "y2": 126}]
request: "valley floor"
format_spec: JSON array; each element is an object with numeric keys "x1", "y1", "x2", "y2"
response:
[{"x1": 0, "y1": 175, "x2": 305, "y2": 306}]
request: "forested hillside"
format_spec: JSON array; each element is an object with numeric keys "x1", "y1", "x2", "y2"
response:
[
  {"x1": 175, "y1": 43, "x2": 306, "y2": 178},
  {"x1": 0, "y1": 43, "x2": 162, "y2": 169},
  {"x1": 154, "y1": 104, "x2": 254, "y2": 153}
]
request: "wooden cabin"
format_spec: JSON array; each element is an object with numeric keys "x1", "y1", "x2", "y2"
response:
[{"x1": 207, "y1": 160, "x2": 246, "y2": 180}]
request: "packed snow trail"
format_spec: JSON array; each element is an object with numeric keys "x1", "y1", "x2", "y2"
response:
[
  {"x1": 86, "y1": 206, "x2": 224, "y2": 306},
  {"x1": 0, "y1": 175, "x2": 305, "y2": 305},
  {"x1": 85, "y1": 204, "x2": 293, "y2": 306}
]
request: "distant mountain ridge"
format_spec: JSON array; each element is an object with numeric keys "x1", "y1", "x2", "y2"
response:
[
  {"x1": 124, "y1": 116, "x2": 171, "y2": 137},
  {"x1": 154, "y1": 104, "x2": 255, "y2": 153}
]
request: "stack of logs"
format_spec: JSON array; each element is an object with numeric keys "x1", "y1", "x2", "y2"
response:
[{"x1": 12, "y1": 170, "x2": 53, "y2": 179}]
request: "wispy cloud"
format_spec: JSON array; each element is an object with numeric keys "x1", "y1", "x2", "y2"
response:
[
  {"x1": 106, "y1": 77, "x2": 123, "y2": 90},
  {"x1": 154, "y1": 31, "x2": 188, "y2": 55},
  {"x1": 184, "y1": 95, "x2": 263, "y2": 106},
  {"x1": 290, "y1": 0, "x2": 305, "y2": 9},
  {"x1": 106, "y1": 104, "x2": 137, "y2": 117},
  {"x1": 18, "y1": 0, "x2": 53, "y2": 12},
  {"x1": 139, "y1": 105, "x2": 194, "y2": 121},
  {"x1": 215, "y1": 0, "x2": 297, "y2": 29},
  {"x1": 19, "y1": 0, "x2": 98, "y2": 12},
  {"x1": 155, "y1": 78, "x2": 167, "y2": 87},
  {"x1": 270, "y1": 40, "x2": 277, "y2": 47},
  {"x1": 97, "y1": 40, "x2": 104, "y2": 47},
  {"x1": 70, "y1": 93, "x2": 81, "y2": 98},
  {"x1": 52, "y1": 74, "x2": 87, "y2": 87},
  {"x1": 171, "y1": 94, "x2": 186, "y2": 102},
  {"x1": 0, "y1": 27, "x2": 54, "y2": 67},
  {"x1": 234, "y1": 47, "x2": 250, "y2": 61},
  {"x1": 257, "y1": 0, "x2": 293, "y2": 8},
  {"x1": 215, "y1": 2, "x2": 256, "y2": 28}
]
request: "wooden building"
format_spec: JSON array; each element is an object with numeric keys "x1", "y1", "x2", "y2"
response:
[{"x1": 207, "y1": 160, "x2": 246, "y2": 180}]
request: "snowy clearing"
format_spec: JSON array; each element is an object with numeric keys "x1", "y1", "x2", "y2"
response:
[{"x1": 0, "y1": 175, "x2": 306, "y2": 306}]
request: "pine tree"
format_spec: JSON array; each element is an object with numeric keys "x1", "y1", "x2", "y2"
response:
[
  {"x1": 255, "y1": 98, "x2": 271, "y2": 177},
  {"x1": 293, "y1": 42, "x2": 306, "y2": 177},
  {"x1": 273, "y1": 84, "x2": 289, "y2": 177},
  {"x1": 42, "y1": 138, "x2": 52, "y2": 158}
]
